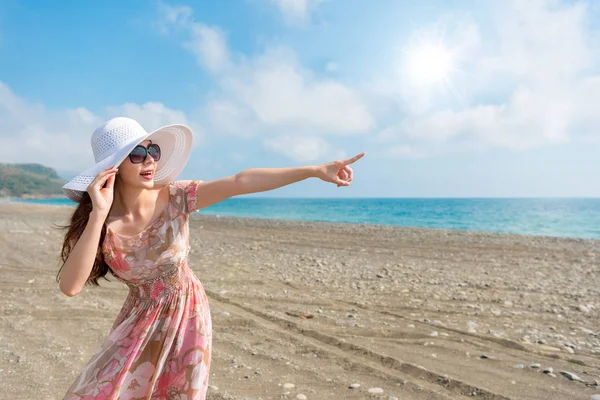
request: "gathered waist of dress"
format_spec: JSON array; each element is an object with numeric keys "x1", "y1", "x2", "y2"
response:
[{"x1": 123, "y1": 266, "x2": 195, "y2": 302}]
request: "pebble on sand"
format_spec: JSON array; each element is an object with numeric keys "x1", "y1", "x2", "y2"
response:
[
  {"x1": 368, "y1": 387, "x2": 384, "y2": 394},
  {"x1": 577, "y1": 304, "x2": 590, "y2": 313},
  {"x1": 559, "y1": 371, "x2": 583, "y2": 381}
]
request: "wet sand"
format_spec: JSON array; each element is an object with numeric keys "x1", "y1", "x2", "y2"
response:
[{"x1": 0, "y1": 202, "x2": 599, "y2": 399}]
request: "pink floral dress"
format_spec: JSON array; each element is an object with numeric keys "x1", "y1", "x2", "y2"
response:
[{"x1": 63, "y1": 180, "x2": 212, "y2": 400}]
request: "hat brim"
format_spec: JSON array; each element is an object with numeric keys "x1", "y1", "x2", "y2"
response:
[{"x1": 62, "y1": 124, "x2": 193, "y2": 203}]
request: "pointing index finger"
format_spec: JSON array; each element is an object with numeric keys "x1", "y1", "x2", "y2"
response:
[{"x1": 344, "y1": 152, "x2": 366, "y2": 165}]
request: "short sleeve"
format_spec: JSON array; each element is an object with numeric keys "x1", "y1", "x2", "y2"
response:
[{"x1": 169, "y1": 180, "x2": 203, "y2": 214}]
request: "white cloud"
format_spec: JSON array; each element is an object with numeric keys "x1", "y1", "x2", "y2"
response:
[
  {"x1": 186, "y1": 24, "x2": 231, "y2": 72},
  {"x1": 325, "y1": 61, "x2": 338, "y2": 73},
  {"x1": 481, "y1": 0, "x2": 593, "y2": 83},
  {"x1": 106, "y1": 102, "x2": 200, "y2": 138},
  {"x1": 377, "y1": 0, "x2": 600, "y2": 157},
  {"x1": 204, "y1": 99, "x2": 258, "y2": 139},
  {"x1": 382, "y1": 144, "x2": 430, "y2": 160},
  {"x1": 269, "y1": 0, "x2": 325, "y2": 25},
  {"x1": 154, "y1": 0, "x2": 600, "y2": 162},
  {"x1": 155, "y1": 2, "x2": 193, "y2": 33},
  {"x1": 0, "y1": 82, "x2": 198, "y2": 175},
  {"x1": 158, "y1": 4, "x2": 373, "y2": 162},
  {"x1": 0, "y1": 82, "x2": 101, "y2": 171},
  {"x1": 377, "y1": 85, "x2": 576, "y2": 151},
  {"x1": 157, "y1": 2, "x2": 230, "y2": 72},
  {"x1": 225, "y1": 48, "x2": 372, "y2": 135},
  {"x1": 263, "y1": 134, "x2": 331, "y2": 162}
]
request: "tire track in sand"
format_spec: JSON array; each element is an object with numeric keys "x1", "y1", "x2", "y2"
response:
[{"x1": 204, "y1": 288, "x2": 510, "y2": 400}]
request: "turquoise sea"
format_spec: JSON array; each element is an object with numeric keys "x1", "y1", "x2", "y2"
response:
[{"x1": 8, "y1": 197, "x2": 600, "y2": 240}]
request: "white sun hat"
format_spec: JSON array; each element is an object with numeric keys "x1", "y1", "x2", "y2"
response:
[{"x1": 62, "y1": 117, "x2": 193, "y2": 203}]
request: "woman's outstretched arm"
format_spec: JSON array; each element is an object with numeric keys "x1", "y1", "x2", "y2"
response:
[
  {"x1": 235, "y1": 165, "x2": 316, "y2": 194},
  {"x1": 191, "y1": 152, "x2": 365, "y2": 210}
]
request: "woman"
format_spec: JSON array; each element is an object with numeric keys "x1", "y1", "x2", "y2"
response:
[{"x1": 56, "y1": 117, "x2": 365, "y2": 399}]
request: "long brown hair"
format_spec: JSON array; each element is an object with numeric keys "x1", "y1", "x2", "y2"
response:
[{"x1": 54, "y1": 190, "x2": 113, "y2": 287}]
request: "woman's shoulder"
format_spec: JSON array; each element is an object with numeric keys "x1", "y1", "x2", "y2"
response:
[
  {"x1": 168, "y1": 180, "x2": 202, "y2": 190},
  {"x1": 167, "y1": 180, "x2": 203, "y2": 214}
]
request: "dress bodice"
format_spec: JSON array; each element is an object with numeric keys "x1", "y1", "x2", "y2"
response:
[{"x1": 102, "y1": 180, "x2": 202, "y2": 286}]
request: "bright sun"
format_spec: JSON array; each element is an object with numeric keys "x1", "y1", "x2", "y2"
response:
[{"x1": 404, "y1": 43, "x2": 455, "y2": 86}]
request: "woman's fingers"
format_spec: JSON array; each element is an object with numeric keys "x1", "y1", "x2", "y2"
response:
[
  {"x1": 335, "y1": 177, "x2": 349, "y2": 186},
  {"x1": 100, "y1": 171, "x2": 117, "y2": 188},
  {"x1": 94, "y1": 171, "x2": 114, "y2": 187},
  {"x1": 344, "y1": 165, "x2": 353, "y2": 181},
  {"x1": 91, "y1": 169, "x2": 112, "y2": 185},
  {"x1": 343, "y1": 152, "x2": 365, "y2": 165},
  {"x1": 94, "y1": 167, "x2": 118, "y2": 182},
  {"x1": 105, "y1": 172, "x2": 116, "y2": 190},
  {"x1": 88, "y1": 169, "x2": 117, "y2": 192}
]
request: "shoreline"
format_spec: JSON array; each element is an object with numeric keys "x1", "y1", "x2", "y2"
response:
[
  {"x1": 0, "y1": 194, "x2": 66, "y2": 201},
  {"x1": 1, "y1": 200, "x2": 598, "y2": 243}
]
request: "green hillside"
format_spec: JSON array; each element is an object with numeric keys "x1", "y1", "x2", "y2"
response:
[{"x1": 0, "y1": 163, "x2": 66, "y2": 198}]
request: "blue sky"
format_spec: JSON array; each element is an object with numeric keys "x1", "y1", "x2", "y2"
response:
[{"x1": 1, "y1": 0, "x2": 600, "y2": 197}]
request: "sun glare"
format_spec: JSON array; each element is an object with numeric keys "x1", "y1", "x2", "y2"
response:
[{"x1": 404, "y1": 43, "x2": 455, "y2": 86}]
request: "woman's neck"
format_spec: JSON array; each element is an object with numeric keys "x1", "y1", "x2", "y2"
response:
[{"x1": 112, "y1": 184, "x2": 158, "y2": 218}]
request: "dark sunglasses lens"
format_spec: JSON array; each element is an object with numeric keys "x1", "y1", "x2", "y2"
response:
[
  {"x1": 129, "y1": 146, "x2": 146, "y2": 164},
  {"x1": 148, "y1": 144, "x2": 161, "y2": 161}
]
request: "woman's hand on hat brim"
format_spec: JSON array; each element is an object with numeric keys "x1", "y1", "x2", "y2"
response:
[{"x1": 87, "y1": 166, "x2": 118, "y2": 216}]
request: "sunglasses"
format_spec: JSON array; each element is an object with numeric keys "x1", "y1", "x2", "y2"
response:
[{"x1": 128, "y1": 144, "x2": 161, "y2": 164}]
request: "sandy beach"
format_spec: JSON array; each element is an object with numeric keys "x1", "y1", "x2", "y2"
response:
[{"x1": 0, "y1": 202, "x2": 599, "y2": 400}]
